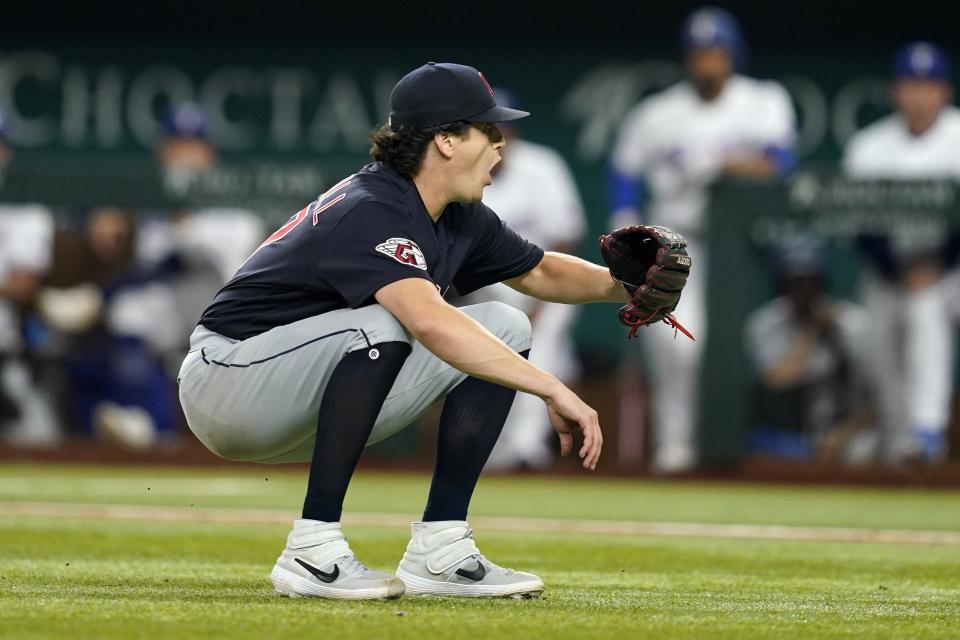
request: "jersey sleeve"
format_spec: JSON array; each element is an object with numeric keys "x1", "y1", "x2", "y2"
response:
[
  {"x1": 842, "y1": 128, "x2": 875, "y2": 177},
  {"x1": 752, "y1": 82, "x2": 797, "y2": 148},
  {"x1": 533, "y1": 149, "x2": 587, "y2": 248},
  {"x1": 452, "y1": 204, "x2": 544, "y2": 296},
  {"x1": 316, "y1": 202, "x2": 435, "y2": 307},
  {"x1": 610, "y1": 103, "x2": 653, "y2": 179},
  {"x1": 5, "y1": 206, "x2": 54, "y2": 272}
]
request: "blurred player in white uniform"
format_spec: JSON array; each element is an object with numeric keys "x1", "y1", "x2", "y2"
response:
[
  {"x1": 608, "y1": 7, "x2": 796, "y2": 471},
  {"x1": 100, "y1": 104, "x2": 264, "y2": 447},
  {"x1": 468, "y1": 91, "x2": 586, "y2": 471},
  {"x1": 139, "y1": 103, "x2": 265, "y2": 283},
  {"x1": 123, "y1": 104, "x2": 265, "y2": 362},
  {"x1": 843, "y1": 42, "x2": 960, "y2": 464},
  {"x1": 0, "y1": 109, "x2": 60, "y2": 446}
]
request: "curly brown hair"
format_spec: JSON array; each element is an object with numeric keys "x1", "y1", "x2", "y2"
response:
[{"x1": 368, "y1": 122, "x2": 472, "y2": 178}]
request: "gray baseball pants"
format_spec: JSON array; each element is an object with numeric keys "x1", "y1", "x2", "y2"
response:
[{"x1": 177, "y1": 302, "x2": 532, "y2": 464}]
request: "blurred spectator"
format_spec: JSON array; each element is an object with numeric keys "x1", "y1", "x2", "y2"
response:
[
  {"x1": 607, "y1": 7, "x2": 796, "y2": 472},
  {"x1": 140, "y1": 103, "x2": 265, "y2": 284},
  {"x1": 843, "y1": 41, "x2": 960, "y2": 464},
  {"x1": 0, "y1": 109, "x2": 60, "y2": 446},
  {"x1": 134, "y1": 103, "x2": 264, "y2": 368},
  {"x1": 33, "y1": 103, "x2": 266, "y2": 449},
  {"x1": 745, "y1": 242, "x2": 877, "y2": 464},
  {"x1": 463, "y1": 89, "x2": 586, "y2": 471},
  {"x1": 41, "y1": 208, "x2": 178, "y2": 448}
]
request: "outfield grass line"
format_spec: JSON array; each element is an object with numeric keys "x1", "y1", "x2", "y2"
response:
[{"x1": 3, "y1": 501, "x2": 959, "y2": 546}]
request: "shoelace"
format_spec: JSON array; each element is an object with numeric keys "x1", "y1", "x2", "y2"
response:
[{"x1": 339, "y1": 554, "x2": 372, "y2": 574}]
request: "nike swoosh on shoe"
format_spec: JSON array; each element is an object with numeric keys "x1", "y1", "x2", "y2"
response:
[
  {"x1": 454, "y1": 562, "x2": 486, "y2": 581},
  {"x1": 295, "y1": 557, "x2": 340, "y2": 583}
]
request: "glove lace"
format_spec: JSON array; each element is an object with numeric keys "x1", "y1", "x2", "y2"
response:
[{"x1": 623, "y1": 309, "x2": 695, "y2": 341}]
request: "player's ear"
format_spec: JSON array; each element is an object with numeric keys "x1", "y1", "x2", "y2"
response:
[{"x1": 433, "y1": 131, "x2": 457, "y2": 160}]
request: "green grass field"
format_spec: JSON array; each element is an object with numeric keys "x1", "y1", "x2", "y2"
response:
[{"x1": 1, "y1": 464, "x2": 959, "y2": 639}]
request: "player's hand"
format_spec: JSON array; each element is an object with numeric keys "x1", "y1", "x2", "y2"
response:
[{"x1": 544, "y1": 387, "x2": 602, "y2": 470}]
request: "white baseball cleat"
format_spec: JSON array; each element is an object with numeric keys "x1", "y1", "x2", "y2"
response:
[
  {"x1": 271, "y1": 519, "x2": 405, "y2": 600},
  {"x1": 396, "y1": 521, "x2": 544, "y2": 598}
]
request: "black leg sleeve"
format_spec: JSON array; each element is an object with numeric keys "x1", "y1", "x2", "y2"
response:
[
  {"x1": 302, "y1": 342, "x2": 411, "y2": 522},
  {"x1": 423, "y1": 350, "x2": 530, "y2": 522}
]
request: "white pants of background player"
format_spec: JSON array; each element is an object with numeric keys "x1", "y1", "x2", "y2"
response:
[
  {"x1": 473, "y1": 284, "x2": 580, "y2": 471},
  {"x1": 861, "y1": 272, "x2": 955, "y2": 462},
  {"x1": 0, "y1": 301, "x2": 59, "y2": 447},
  {"x1": 178, "y1": 302, "x2": 531, "y2": 464},
  {"x1": 640, "y1": 238, "x2": 706, "y2": 472}
]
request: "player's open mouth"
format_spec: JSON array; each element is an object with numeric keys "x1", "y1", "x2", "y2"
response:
[{"x1": 486, "y1": 160, "x2": 500, "y2": 183}]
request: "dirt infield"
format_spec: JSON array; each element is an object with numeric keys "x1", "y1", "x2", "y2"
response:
[{"x1": 4, "y1": 501, "x2": 959, "y2": 545}]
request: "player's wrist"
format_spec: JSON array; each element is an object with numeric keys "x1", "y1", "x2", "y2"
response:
[
  {"x1": 538, "y1": 376, "x2": 566, "y2": 402},
  {"x1": 605, "y1": 271, "x2": 632, "y2": 303}
]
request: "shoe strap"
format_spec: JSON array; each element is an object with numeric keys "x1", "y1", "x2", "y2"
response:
[
  {"x1": 291, "y1": 539, "x2": 354, "y2": 569},
  {"x1": 287, "y1": 521, "x2": 354, "y2": 567},
  {"x1": 288, "y1": 521, "x2": 346, "y2": 549},
  {"x1": 425, "y1": 533, "x2": 481, "y2": 575}
]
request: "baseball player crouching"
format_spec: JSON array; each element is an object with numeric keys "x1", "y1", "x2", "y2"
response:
[{"x1": 178, "y1": 62, "x2": 687, "y2": 600}]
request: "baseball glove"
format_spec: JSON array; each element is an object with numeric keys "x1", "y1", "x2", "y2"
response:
[{"x1": 599, "y1": 224, "x2": 694, "y2": 340}]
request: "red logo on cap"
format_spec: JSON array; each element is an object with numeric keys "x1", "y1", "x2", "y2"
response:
[{"x1": 478, "y1": 72, "x2": 494, "y2": 96}]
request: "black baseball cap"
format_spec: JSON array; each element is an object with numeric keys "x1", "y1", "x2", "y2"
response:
[{"x1": 388, "y1": 62, "x2": 530, "y2": 130}]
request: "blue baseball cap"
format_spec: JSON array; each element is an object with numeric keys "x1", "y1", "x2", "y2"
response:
[
  {"x1": 680, "y1": 7, "x2": 746, "y2": 67},
  {"x1": 893, "y1": 42, "x2": 951, "y2": 81},
  {"x1": 388, "y1": 62, "x2": 529, "y2": 130},
  {"x1": 162, "y1": 103, "x2": 209, "y2": 139},
  {"x1": 775, "y1": 240, "x2": 825, "y2": 279}
]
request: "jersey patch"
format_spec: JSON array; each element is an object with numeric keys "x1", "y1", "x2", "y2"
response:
[{"x1": 375, "y1": 237, "x2": 428, "y2": 270}]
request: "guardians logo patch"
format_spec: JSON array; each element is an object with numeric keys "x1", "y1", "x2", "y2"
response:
[{"x1": 375, "y1": 238, "x2": 428, "y2": 270}]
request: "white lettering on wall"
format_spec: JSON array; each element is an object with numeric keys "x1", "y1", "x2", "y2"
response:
[
  {"x1": 61, "y1": 66, "x2": 123, "y2": 147},
  {"x1": 268, "y1": 68, "x2": 314, "y2": 151},
  {"x1": 561, "y1": 61, "x2": 682, "y2": 161},
  {"x1": 832, "y1": 77, "x2": 888, "y2": 147},
  {"x1": 201, "y1": 66, "x2": 262, "y2": 151},
  {"x1": 0, "y1": 50, "x2": 901, "y2": 161},
  {"x1": 126, "y1": 66, "x2": 195, "y2": 147},
  {"x1": 308, "y1": 74, "x2": 372, "y2": 152},
  {"x1": 561, "y1": 61, "x2": 894, "y2": 163},
  {"x1": 778, "y1": 75, "x2": 828, "y2": 157},
  {"x1": 0, "y1": 51, "x2": 60, "y2": 147}
]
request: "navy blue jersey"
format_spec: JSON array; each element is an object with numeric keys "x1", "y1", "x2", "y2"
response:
[{"x1": 199, "y1": 162, "x2": 544, "y2": 340}]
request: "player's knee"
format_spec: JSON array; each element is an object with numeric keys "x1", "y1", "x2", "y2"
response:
[
  {"x1": 207, "y1": 442, "x2": 255, "y2": 462},
  {"x1": 356, "y1": 304, "x2": 413, "y2": 348},
  {"x1": 474, "y1": 301, "x2": 532, "y2": 352},
  {"x1": 189, "y1": 430, "x2": 255, "y2": 462}
]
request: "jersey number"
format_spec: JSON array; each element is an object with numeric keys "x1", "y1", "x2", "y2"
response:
[{"x1": 248, "y1": 175, "x2": 353, "y2": 257}]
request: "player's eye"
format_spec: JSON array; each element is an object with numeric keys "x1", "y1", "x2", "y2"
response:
[{"x1": 472, "y1": 122, "x2": 503, "y2": 144}]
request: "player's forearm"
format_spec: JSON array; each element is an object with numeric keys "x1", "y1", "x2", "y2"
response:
[
  {"x1": 410, "y1": 303, "x2": 563, "y2": 400},
  {"x1": 0, "y1": 272, "x2": 41, "y2": 304},
  {"x1": 723, "y1": 156, "x2": 778, "y2": 179},
  {"x1": 763, "y1": 331, "x2": 818, "y2": 388},
  {"x1": 506, "y1": 252, "x2": 628, "y2": 304}
]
